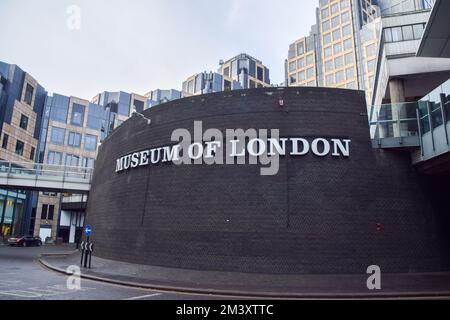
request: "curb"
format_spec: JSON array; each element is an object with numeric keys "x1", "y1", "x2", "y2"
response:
[{"x1": 39, "y1": 253, "x2": 450, "y2": 299}]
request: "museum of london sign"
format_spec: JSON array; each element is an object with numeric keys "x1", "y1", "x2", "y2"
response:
[{"x1": 115, "y1": 122, "x2": 351, "y2": 176}]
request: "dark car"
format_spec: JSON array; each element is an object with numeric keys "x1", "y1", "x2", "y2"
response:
[{"x1": 8, "y1": 235, "x2": 42, "y2": 247}]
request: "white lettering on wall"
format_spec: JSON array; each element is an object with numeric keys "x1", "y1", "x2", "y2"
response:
[{"x1": 115, "y1": 136, "x2": 351, "y2": 174}]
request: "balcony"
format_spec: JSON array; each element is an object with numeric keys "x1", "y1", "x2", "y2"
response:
[
  {"x1": 370, "y1": 102, "x2": 421, "y2": 148},
  {"x1": 370, "y1": 78, "x2": 450, "y2": 172}
]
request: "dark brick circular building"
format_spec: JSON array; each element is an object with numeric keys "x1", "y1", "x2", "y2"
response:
[{"x1": 86, "y1": 87, "x2": 450, "y2": 274}]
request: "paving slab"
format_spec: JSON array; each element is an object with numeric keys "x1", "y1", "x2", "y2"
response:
[{"x1": 39, "y1": 251, "x2": 450, "y2": 298}]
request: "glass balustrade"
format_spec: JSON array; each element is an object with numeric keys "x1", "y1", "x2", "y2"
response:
[
  {"x1": 369, "y1": 102, "x2": 419, "y2": 140},
  {"x1": 0, "y1": 160, "x2": 93, "y2": 182}
]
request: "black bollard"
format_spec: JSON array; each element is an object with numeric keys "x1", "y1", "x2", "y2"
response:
[
  {"x1": 80, "y1": 241, "x2": 84, "y2": 265},
  {"x1": 83, "y1": 237, "x2": 90, "y2": 268}
]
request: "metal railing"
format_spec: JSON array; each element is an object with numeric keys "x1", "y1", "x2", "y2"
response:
[{"x1": 370, "y1": 102, "x2": 420, "y2": 140}]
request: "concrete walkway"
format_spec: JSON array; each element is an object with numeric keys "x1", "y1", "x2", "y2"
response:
[{"x1": 40, "y1": 251, "x2": 450, "y2": 298}]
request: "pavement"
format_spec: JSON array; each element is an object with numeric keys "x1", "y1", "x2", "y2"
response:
[
  {"x1": 39, "y1": 249, "x2": 450, "y2": 299},
  {"x1": 0, "y1": 245, "x2": 223, "y2": 300}
]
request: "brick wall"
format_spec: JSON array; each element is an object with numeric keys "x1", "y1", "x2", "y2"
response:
[{"x1": 86, "y1": 87, "x2": 450, "y2": 274}]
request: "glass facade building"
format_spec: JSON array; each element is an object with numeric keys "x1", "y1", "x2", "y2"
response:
[
  {"x1": 182, "y1": 72, "x2": 224, "y2": 97},
  {"x1": 286, "y1": 0, "x2": 437, "y2": 106},
  {"x1": 0, "y1": 62, "x2": 47, "y2": 237},
  {"x1": 218, "y1": 53, "x2": 270, "y2": 90}
]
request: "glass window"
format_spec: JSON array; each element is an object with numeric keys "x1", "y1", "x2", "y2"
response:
[
  {"x1": 322, "y1": 20, "x2": 330, "y2": 32},
  {"x1": 341, "y1": 11, "x2": 350, "y2": 23},
  {"x1": 323, "y1": 33, "x2": 332, "y2": 45},
  {"x1": 297, "y1": 57, "x2": 305, "y2": 69},
  {"x1": 335, "y1": 70, "x2": 345, "y2": 83},
  {"x1": 345, "y1": 67, "x2": 355, "y2": 80},
  {"x1": 249, "y1": 60, "x2": 256, "y2": 77},
  {"x1": 367, "y1": 59, "x2": 376, "y2": 72},
  {"x1": 297, "y1": 42, "x2": 305, "y2": 55},
  {"x1": 345, "y1": 52, "x2": 354, "y2": 65},
  {"x1": 321, "y1": 7, "x2": 329, "y2": 19},
  {"x1": 331, "y1": 2, "x2": 339, "y2": 14},
  {"x1": 2, "y1": 134, "x2": 8, "y2": 149},
  {"x1": 65, "y1": 154, "x2": 80, "y2": 167},
  {"x1": 71, "y1": 103, "x2": 85, "y2": 126},
  {"x1": 344, "y1": 38, "x2": 353, "y2": 50},
  {"x1": 49, "y1": 94, "x2": 69, "y2": 123},
  {"x1": 15, "y1": 140, "x2": 24, "y2": 156},
  {"x1": 84, "y1": 134, "x2": 97, "y2": 151},
  {"x1": 325, "y1": 60, "x2": 334, "y2": 72},
  {"x1": 324, "y1": 46, "x2": 332, "y2": 58},
  {"x1": 333, "y1": 29, "x2": 341, "y2": 41},
  {"x1": 413, "y1": 24, "x2": 424, "y2": 39},
  {"x1": 223, "y1": 66, "x2": 230, "y2": 77},
  {"x1": 290, "y1": 73, "x2": 297, "y2": 84},
  {"x1": 334, "y1": 56, "x2": 344, "y2": 68},
  {"x1": 331, "y1": 16, "x2": 340, "y2": 28},
  {"x1": 50, "y1": 127, "x2": 65, "y2": 145},
  {"x1": 340, "y1": 0, "x2": 349, "y2": 9},
  {"x1": 68, "y1": 132, "x2": 82, "y2": 147},
  {"x1": 224, "y1": 80, "x2": 232, "y2": 91},
  {"x1": 19, "y1": 114, "x2": 29, "y2": 130},
  {"x1": 47, "y1": 205, "x2": 54, "y2": 220},
  {"x1": 334, "y1": 43, "x2": 342, "y2": 54},
  {"x1": 306, "y1": 54, "x2": 314, "y2": 66},
  {"x1": 326, "y1": 74, "x2": 334, "y2": 86},
  {"x1": 187, "y1": 80, "x2": 194, "y2": 94},
  {"x1": 24, "y1": 84, "x2": 34, "y2": 105},
  {"x1": 87, "y1": 103, "x2": 107, "y2": 131},
  {"x1": 289, "y1": 61, "x2": 297, "y2": 72},
  {"x1": 402, "y1": 25, "x2": 414, "y2": 41},
  {"x1": 298, "y1": 71, "x2": 306, "y2": 82},
  {"x1": 347, "y1": 81, "x2": 357, "y2": 89},
  {"x1": 342, "y1": 24, "x2": 351, "y2": 37},
  {"x1": 83, "y1": 157, "x2": 95, "y2": 168},
  {"x1": 133, "y1": 99, "x2": 145, "y2": 113},
  {"x1": 384, "y1": 28, "x2": 393, "y2": 43},
  {"x1": 257, "y1": 67, "x2": 264, "y2": 81},
  {"x1": 41, "y1": 204, "x2": 48, "y2": 220},
  {"x1": 306, "y1": 67, "x2": 315, "y2": 79},
  {"x1": 366, "y1": 43, "x2": 376, "y2": 56},
  {"x1": 391, "y1": 27, "x2": 402, "y2": 42},
  {"x1": 307, "y1": 80, "x2": 316, "y2": 86},
  {"x1": 47, "y1": 151, "x2": 62, "y2": 165},
  {"x1": 30, "y1": 146, "x2": 35, "y2": 161}
]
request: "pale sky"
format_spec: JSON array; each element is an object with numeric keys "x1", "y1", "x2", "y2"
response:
[{"x1": 0, "y1": 0, "x2": 317, "y2": 100}]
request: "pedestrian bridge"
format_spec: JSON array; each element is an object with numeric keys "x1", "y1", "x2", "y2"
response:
[
  {"x1": 369, "y1": 80, "x2": 450, "y2": 174},
  {"x1": 0, "y1": 160, "x2": 92, "y2": 193}
]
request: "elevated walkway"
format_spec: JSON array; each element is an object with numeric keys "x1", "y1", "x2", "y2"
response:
[
  {"x1": 370, "y1": 81, "x2": 450, "y2": 174},
  {"x1": 0, "y1": 160, "x2": 92, "y2": 193}
]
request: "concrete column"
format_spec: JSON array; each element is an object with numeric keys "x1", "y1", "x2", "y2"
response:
[{"x1": 389, "y1": 78, "x2": 407, "y2": 137}]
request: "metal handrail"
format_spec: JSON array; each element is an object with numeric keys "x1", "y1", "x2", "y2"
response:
[{"x1": 0, "y1": 160, "x2": 93, "y2": 182}]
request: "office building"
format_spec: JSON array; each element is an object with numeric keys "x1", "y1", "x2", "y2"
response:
[
  {"x1": 218, "y1": 53, "x2": 271, "y2": 90},
  {"x1": 145, "y1": 89, "x2": 182, "y2": 107},
  {"x1": 91, "y1": 91, "x2": 149, "y2": 135},
  {"x1": 182, "y1": 72, "x2": 224, "y2": 97},
  {"x1": 0, "y1": 62, "x2": 46, "y2": 238},
  {"x1": 34, "y1": 94, "x2": 106, "y2": 241},
  {"x1": 285, "y1": 0, "x2": 449, "y2": 108},
  {"x1": 182, "y1": 54, "x2": 271, "y2": 97}
]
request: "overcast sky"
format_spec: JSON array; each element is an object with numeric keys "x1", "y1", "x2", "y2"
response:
[{"x1": 0, "y1": 0, "x2": 317, "y2": 99}]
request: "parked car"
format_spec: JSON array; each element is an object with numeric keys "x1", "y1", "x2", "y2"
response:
[{"x1": 8, "y1": 235, "x2": 42, "y2": 247}]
